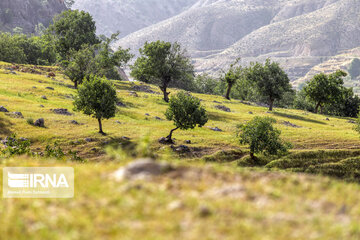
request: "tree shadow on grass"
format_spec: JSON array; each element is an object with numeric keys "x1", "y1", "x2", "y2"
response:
[
  {"x1": 0, "y1": 117, "x2": 12, "y2": 135},
  {"x1": 272, "y1": 111, "x2": 326, "y2": 125}
]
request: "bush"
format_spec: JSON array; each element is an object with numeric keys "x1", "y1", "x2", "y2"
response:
[
  {"x1": 26, "y1": 118, "x2": 34, "y2": 125},
  {"x1": 164, "y1": 91, "x2": 208, "y2": 143},
  {"x1": 44, "y1": 142, "x2": 65, "y2": 159},
  {"x1": 1, "y1": 134, "x2": 31, "y2": 157},
  {"x1": 237, "y1": 116, "x2": 292, "y2": 159}
]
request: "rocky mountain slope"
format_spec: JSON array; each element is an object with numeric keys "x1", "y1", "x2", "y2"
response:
[
  {"x1": 0, "y1": 0, "x2": 67, "y2": 34},
  {"x1": 106, "y1": 0, "x2": 360, "y2": 85},
  {"x1": 72, "y1": 0, "x2": 198, "y2": 37}
]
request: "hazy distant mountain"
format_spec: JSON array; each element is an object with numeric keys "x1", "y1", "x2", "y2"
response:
[
  {"x1": 76, "y1": 0, "x2": 360, "y2": 84},
  {"x1": 72, "y1": 0, "x2": 198, "y2": 37},
  {"x1": 0, "y1": 0, "x2": 66, "y2": 34}
]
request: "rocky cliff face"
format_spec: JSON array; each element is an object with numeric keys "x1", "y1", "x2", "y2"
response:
[{"x1": 0, "y1": 0, "x2": 67, "y2": 34}]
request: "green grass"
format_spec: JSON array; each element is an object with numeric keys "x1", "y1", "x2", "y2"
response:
[{"x1": 2, "y1": 62, "x2": 360, "y2": 238}]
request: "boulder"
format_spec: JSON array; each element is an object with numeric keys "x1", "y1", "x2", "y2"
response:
[
  {"x1": 0, "y1": 106, "x2": 9, "y2": 112},
  {"x1": 172, "y1": 145, "x2": 190, "y2": 153},
  {"x1": 41, "y1": 95, "x2": 47, "y2": 100},
  {"x1": 210, "y1": 127, "x2": 223, "y2": 132},
  {"x1": 52, "y1": 108, "x2": 72, "y2": 116},
  {"x1": 34, "y1": 118, "x2": 45, "y2": 127},
  {"x1": 117, "y1": 101, "x2": 126, "y2": 107},
  {"x1": 46, "y1": 87, "x2": 54, "y2": 90},
  {"x1": 111, "y1": 158, "x2": 173, "y2": 181},
  {"x1": 70, "y1": 120, "x2": 79, "y2": 125},
  {"x1": 215, "y1": 105, "x2": 231, "y2": 112},
  {"x1": 185, "y1": 140, "x2": 191, "y2": 144}
]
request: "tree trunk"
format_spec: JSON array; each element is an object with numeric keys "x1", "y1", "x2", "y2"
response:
[
  {"x1": 269, "y1": 98, "x2": 274, "y2": 111},
  {"x1": 159, "y1": 85, "x2": 170, "y2": 102},
  {"x1": 166, "y1": 127, "x2": 179, "y2": 142},
  {"x1": 250, "y1": 152, "x2": 255, "y2": 160},
  {"x1": 98, "y1": 118, "x2": 104, "y2": 134},
  {"x1": 315, "y1": 102, "x2": 321, "y2": 114},
  {"x1": 74, "y1": 80, "x2": 78, "y2": 89},
  {"x1": 225, "y1": 83, "x2": 233, "y2": 100}
]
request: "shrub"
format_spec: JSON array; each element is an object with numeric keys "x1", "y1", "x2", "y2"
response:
[
  {"x1": 237, "y1": 116, "x2": 292, "y2": 159},
  {"x1": 164, "y1": 91, "x2": 208, "y2": 143},
  {"x1": 26, "y1": 118, "x2": 34, "y2": 125},
  {"x1": 1, "y1": 134, "x2": 31, "y2": 157},
  {"x1": 44, "y1": 142, "x2": 65, "y2": 159}
]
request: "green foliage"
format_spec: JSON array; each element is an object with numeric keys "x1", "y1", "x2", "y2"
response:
[
  {"x1": 48, "y1": 10, "x2": 100, "y2": 60},
  {"x1": 348, "y1": 58, "x2": 360, "y2": 79},
  {"x1": 131, "y1": 41, "x2": 195, "y2": 102},
  {"x1": 244, "y1": 59, "x2": 292, "y2": 111},
  {"x1": 293, "y1": 89, "x2": 316, "y2": 112},
  {"x1": 304, "y1": 70, "x2": 347, "y2": 113},
  {"x1": 1, "y1": 134, "x2": 31, "y2": 157},
  {"x1": 68, "y1": 150, "x2": 84, "y2": 162},
  {"x1": 324, "y1": 87, "x2": 360, "y2": 117},
  {"x1": 222, "y1": 59, "x2": 244, "y2": 100},
  {"x1": 64, "y1": 44, "x2": 95, "y2": 88},
  {"x1": 193, "y1": 73, "x2": 220, "y2": 94},
  {"x1": 93, "y1": 32, "x2": 133, "y2": 80},
  {"x1": 237, "y1": 116, "x2": 291, "y2": 159},
  {"x1": 73, "y1": 75, "x2": 117, "y2": 133},
  {"x1": 26, "y1": 118, "x2": 34, "y2": 125},
  {"x1": 164, "y1": 91, "x2": 208, "y2": 140},
  {"x1": 0, "y1": 33, "x2": 56, "y2": 65},
  {"x1": 44, "y1": 142, "x2": 65, "y2": 159}
]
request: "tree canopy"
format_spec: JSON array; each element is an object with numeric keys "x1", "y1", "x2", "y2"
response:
[
  {"x1": 131, "y1": 41, "x2": 194, "y2": 102},
  {"x1": 237, "y1": 116, "x2": 291, "y2": 159},
  {"x1": 245, "y1": 59, "x2": 292, "y2": 111},
  {"x1": 164, "y1": 91, "x2": 208, "y2": 143},
  {"x1": 73, "y1": 75, "x2": 117, "y2": 134},
  {"x1": 304, "y1": 70, "x2": 347, "y2": 114},
  {"x1": 48, "y1": 10, "x2": 100, "y2": 60}
]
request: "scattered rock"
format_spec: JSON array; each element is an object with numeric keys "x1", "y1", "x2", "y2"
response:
[
  {"x1": 185, "y1": 140, "x2": 191, "y2": 144},
  {"x1": 348, "y1": 120, "x2": 356, "y2": 124},
  {"x1": 215, "y1": 105, "x2": 231, "y2": 112},
  {"x1": 6, "y1": 112, "x2": 24, "y2": 118},
  {"x1": 47, "y1": 72, "x2": 56, "y2": 77},
  {"x1": 46, "y1": 87, "x2": 54, "y2": 90},
  {"x1": 128, "y1": 91, "x2": 139, "y2": 97},
  {"x1": 210, "y1": 127, "x2": 223, "y2": 132},
  {"x1": 154, "y1": 116, "x2": 163, "y2": 121},
  {"x1": 111, "y1": 158, "x2": 173, "y2": 181},
  {"x1": 39, "y1": 105, "x2": 44, "y2": 108},
  {"x1": 326, "y1": 118, "x2": 330, "y2": 121},
  {"x1": 34, "y1": 118, "x2": 45, "y2": 127},
  {"x1": 167, "y1": 200, "x2": 184, "y2": 211},
  {"x1": 52, "y1": 108, "x2": 73, "y2": 116},
  {"x1": 213, "y1": 101, "x2": 222, "y2": 104},
  {"x1": 145, "y1": 113, "x2": 150, "y2": 116},
  {"x1": 115, "y1": 120, "x2": 121, "y2": 124},
  {"x1": 117, "y1": 101, "x2": 126, "y2": 107},
  {"x1": 158, "y1": 137, "x2": 173, "y2": 144},
  {"x1": 248, "y1": 111, "x2": 253, "y2": 114},
  {"x1": 70, "y1": 120, "x2": 79, "y2": 125},
  {"x1": 0, "y1": 106, "x2": 9, "y2": 112},
  {"x1": 198, "y1": 206, "x2": 212, "y2": 218},
  {"x1": 32, "y1": 86, "x2": 37, "y2": 89},
  {"x1": 85, "y1": 138, "x2": 93, "y2": 142},
  {"x1": 282, "y1": 121, "x2": 301, "y2": 128},
  {"x1": 132, "y1": 84, "x2": 157, "y2": 94},
  {"x1": 172, "y1": 145, "x2": 191, "y2": 153},
  {"x1": 41, "y1": 95, "x2": 47, "y2": 100},
  {"x1": 121, "y1": 136, "x2": 131, "y2": 141}
]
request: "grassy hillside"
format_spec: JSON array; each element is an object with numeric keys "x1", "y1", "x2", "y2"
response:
[{"x1": 2, "y1": 61, "x2": 360, "y2": 239}]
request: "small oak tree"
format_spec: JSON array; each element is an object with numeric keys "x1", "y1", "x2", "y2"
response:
[
  {"x1": 64, "y1": 44, "x2": 95, "y2": 89},
  {"x1": 237, "y1": 116, "x2": 291, "y2": 159},
  {"x1": 304, "y1": 70, "x2": 347, "y2": 114},
  {"x1": 164, "y1": 91, "x2": 208, "y2": 143},
  {"x1": 223, "y1": 59, "x2": 243, "y2": 100},
  {"x1": 245, "y1": 59, "x2": 292, "y2": 111},
  {"x1": 74, "y1": 75, "x2": 117, "y2": 134},
  {"x1": 131, "y1": 41, "x2": 194, "y2": 102}
]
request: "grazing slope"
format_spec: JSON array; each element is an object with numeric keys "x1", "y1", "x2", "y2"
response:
[{"x1": 2, "y1": 62, "x2": 360, "y2": 238}]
